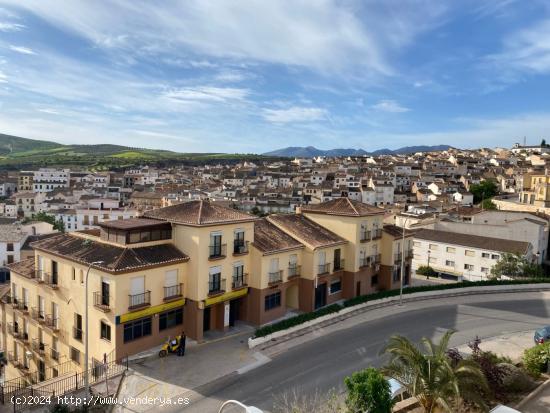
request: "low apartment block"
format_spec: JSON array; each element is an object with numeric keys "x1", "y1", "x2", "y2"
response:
[
  {"x1": 412, "y1": 229, "x2": 532, "y2": 281},
  {"x1": 3, "y1": 198, "x2": 413, "y2": 381}
]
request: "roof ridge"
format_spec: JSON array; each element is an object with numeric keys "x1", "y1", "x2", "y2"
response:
[
  {"x1": 197, "y1": 199, "x2": 204, "y2": 225},
  {"x1": 111, "y1": 248, "x2": 130, "y2": 270},
  {"x1": 346, "y1": 197, "x2": 359, "y2": 215}
]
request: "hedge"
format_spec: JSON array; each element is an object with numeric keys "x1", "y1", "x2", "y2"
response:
[{"x1": 253, "y1": 278, "x2": 549, "y2": 338}]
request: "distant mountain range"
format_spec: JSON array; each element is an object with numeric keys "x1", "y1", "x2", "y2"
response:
[{"x1": 263, "y1": 145, "x2": 453, "y2": 157}]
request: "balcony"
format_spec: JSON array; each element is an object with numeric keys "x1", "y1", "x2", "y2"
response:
[
  {"x1": 372, "y1": 229, "x2": 382, "y2": 240},
  {"x1": 73, "y1": 326, "x2": 83, "y2": 342},
  {"x1": 333, "y1": 259, "x2": 345, "y2": 272},
  {"x1": 394, "y1": 252, "x2": 403, "y2": 265},
  {"x1": 405, "y1": 249, "x2": 414, "y2": 259},
  {"x1": 288, "y1": 264, "x2": 301, "y2": 278},
  {"x1": 233, "y1": 240, "x2": 249, "y2": 256},
  {"x1": 51, "y1": 348, "x2": 60, "y2": 362},
  {"x1": 17, "y1": 331, "x2": 29, "y2": 344},
  {"x1": 318, "y1": 263, "x2": 331, "y2": 275},
  {"x1": 13, "y1": 300, "x2": 29, "y2": 313},
  {"x1": 232, "y1": 273, "x2": 248, "y2": 289},
  {"x1": 7, "y1": 322, "x2": 20, "y2": 338},
  {"x1": 43, "y1": 272, "x2": 59, "y2": 289},
  {"x1": 93, "y1": 291, "x2": 111, "y2": 312},
  {"x1": 7, "y1": 351, "x2": 17, "y2": 364},
  {"x1": 31, "y1": 307, "x2": 46, "y2": 323},
  {"x1": 371, "y1": 254, "x2": 381, "y2": 265},
  {"x1": 44, "y1": 315, "x2": 59, "y2": 331},
  {"x1": 164, "y1": 283, "x2": 183, "y2": 301},
  {"x1": 128, "y1": 291, "x2": 151, "y2": 310},
  {"x1": 208, "y1": 278, "x2": 226, "y2": 296},
  {"x1": 32, "y1": 339, "x2": 47, "y2": 356},
  {"x1": 209, "y1": 244, "x2": 227, "y2": 260},
  {"x1": 1, "y1": 294, "x2": 12, "y2": 304},
  {"x1": 268, "y1": 270, "x2": 283, "y2": 285},
  {"x1": 360, "y1": 230, "x2": 371, "y2": 242},
  {"x1": 360, "y1": 257, "x2": 370, "y2": 268}
]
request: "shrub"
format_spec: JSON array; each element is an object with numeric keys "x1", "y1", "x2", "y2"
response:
[
  {"x1": 416, "y1": 265, "x2": 437, "y2": 278},
  {"x1": 523, "y1": 342, "x2": 550, "y2": 377},
  {"x1": 344, "y1": 367, "x2": 394, "y2": 413}
]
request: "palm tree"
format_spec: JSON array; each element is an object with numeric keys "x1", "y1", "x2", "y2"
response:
[{"x1": 381, "y1": 331, "x2": 488, "y2": 413}]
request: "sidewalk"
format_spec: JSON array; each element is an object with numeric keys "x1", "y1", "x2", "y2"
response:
[{"x1": 456, "y1": 330, "x2": 534, "y2": 363}]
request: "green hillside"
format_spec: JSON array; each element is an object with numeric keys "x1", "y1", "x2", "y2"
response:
[{"x1": 0, "y1": 133, "x2": 274, "y2": 169}]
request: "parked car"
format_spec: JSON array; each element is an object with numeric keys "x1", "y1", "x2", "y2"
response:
[{"x1": 534, "y1": 326, "x2": 550, "y2": 344}]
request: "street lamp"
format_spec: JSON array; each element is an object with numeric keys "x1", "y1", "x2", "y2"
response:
[
  {"x1": 218, "y1": 400, "x2": 263, "y2": 412},
  {"x1": 85, "y1": 260, "x2": 104, "y2": 399}
]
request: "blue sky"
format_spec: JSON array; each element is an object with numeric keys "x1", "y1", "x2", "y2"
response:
[{"x1": 0, "y1": 1, "x2": 549, "y2": 153}]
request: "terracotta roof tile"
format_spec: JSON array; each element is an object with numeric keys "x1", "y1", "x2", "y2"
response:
[
  {"x1": 253, "y1": 218, "x2": 304, "y2": 255},
  {"x1": 144, "y1": 200, "x2": 256, "y2": 226},
  {"x1": 301, "y1": 198, "x2": 385, "y2": 217},
  {"x1": 29, "y1": 234, "x2": 188, "y2": 274},
  {"x1": 267, "y1": 214, "x2": 347, "y2": 250},
  {"x1": 7, "y1": 258, "x2": 35, "y2": 279},
  {"x1": 414, "y1": 229, "x2": 530, "y2": 254}
]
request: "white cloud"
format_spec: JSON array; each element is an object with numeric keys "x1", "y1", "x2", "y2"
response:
[
  {"x1": 9, "y1": 45, "x2": 35, "y2": 55},
  {"x1": 490, "y1": 19, "x2": 550, "y2": 74},
  {"x1": 0, "y1": 0, "x2": 449, "y2": 76},
  {"x1": 262, "y1": 106, "x2": 327, "y2": 123},
  {"x1": 0, "y1": 21, "x2": 23, "y2": 31},
  {"x1": 164, "y1": 86, "x2": 249, "y2": 103},
  {"x1": 371, "y1": 99, "x2": 410, "y2": 113},
  {"x1": 0, "y1": 70, "x2": 7, "y2": 83}
]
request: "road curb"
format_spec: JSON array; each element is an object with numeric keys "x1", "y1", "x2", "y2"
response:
[
  {"x1": 248, "y1": 284, "x2": 550, "y2": 350},
  {"x1": 515, "y1": 377, "x2": 550, "y2": 410}
]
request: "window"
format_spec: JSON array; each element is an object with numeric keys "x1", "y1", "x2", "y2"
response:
[
  {"x1": 72, "y1": 268, "x2": 76, "y2": 281},
  {"x1": 429, "y1": 244, "x2": 438, "y2": 250},
  {"x1": 264, "y1": 292, "x2": 281, "y2": 311},
  {"x1": 7, "y1": 243, "x2": 13, "y2": 252},
  {"x1": 445, "y1": 260, "x2": 455, "y2": 267},
  {"x1": 464, "y1": 264, "x2": 474, "y2": 271},
  {"x1": 371, "y1": 274, "x2": 379, "y2": 286},
  {"x1": 465, "y1": 250, "x2": 475, "y2": 257},
  {"x1": 491, "y1": 254, "x2": 499, "y2": 260},
  {"x1": 7, "y1": 255, "x2": 13, "y2": 264},
  {"x1": 446, "y1": 247, "x2": 456, "y2": 253},
  {"x1": 329, "y1": 279, "x2": 342, "y2": 294},
  {"x1": 100, "y1": 321, "x2": 111, "y2": 341},
  {"x1": 413, "y1": 241, "x2": 421, "y2": 247},
  {"x1": 123, "y1": 317, "x2": 152, "y2": 343},
  {"x1": 481, "y1": 267, "x2": 489, "y2": 273},
  {"x1": 481, "y1": 252, "x2": 490, "y2": 258},
  {"x1": 71, "y1": 347, "x2": 80, "y2": 364},
  {"x1": 159, "y1": 308, "x2": 183, "y2": 331}
]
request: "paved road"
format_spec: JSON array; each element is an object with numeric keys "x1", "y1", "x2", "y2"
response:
[{"x1": 183, "y1": 292, "x2": 550, "y2": 412}]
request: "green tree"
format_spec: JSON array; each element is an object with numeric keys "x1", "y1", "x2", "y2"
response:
[
  {"x1": 416, "y1": 265, "x2": 437, "y2": 278},
  {"x1": 490, "y1": 253, "x2": 544, "y2": 279},
  {"x1": 381, "y1": 331, "x2": 488, "y2": 412},
  {"x1": 344, "y1": 367, "x2": 394, "y2": 413},
  {"x1": 481, "y1": 198, "x2": 497, "y2": 210},
  {"x1": 469, "y1": 180, "x2": 498, "y2": 204},
  {"x1": 32, "y1": 211, "x2": 65, "y2": 233},
  {"x1": 541, "y1": 139, "x2": 547, "y2": 148}
]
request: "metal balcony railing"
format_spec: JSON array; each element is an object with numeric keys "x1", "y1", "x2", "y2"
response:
[
  {"x1": 45, "y1": 314, "x2": 59, "y2": 331},
  {"x1": 208, "y1": 278, "x2": 226, "y2": 295},
  {"x1": 233, "y1": 240, "x2": 249, "y2": 255},
  {"x1": 13, "y1": 300, "x2": 29, "y2": 312},
  {"x1": 32, "y1": 339, "x2": 47, "y2": 356},
  {"x1": 1, "y1": 294, "x2": 12, "y2": 304},
  {"x1": 360, "y1": 257, "x2": 369, "y2": 268},
  {"x1": 288, "y1": 264, "x2": 301, "y2": 278},
  {"x1": 7, "y1": 322, "x2": 20, "y2": 338},
  {"x1": 232, "y1": 273, "x2": 248, "y2": 289},
  {"x1": 94, "y1": 291, "x2": 111, "y2": 311},
  {"x1": 372, "y1": 229, "x2": 382, "y2": 239},
  {"x1": 209, "y1": 244, "x2": 227, "y2": 259},
  {"x1": 268, "y1": 270, "x2": 283, "y2": 284},
  {"x1": 43, "y1": 272, "x2": 59, "y2": 289},
  {"x1": 360, "y1": 230, "x2": 371, "y2": 242},
  {"x1": 334, "y1": 259, "x2": 345, "y2": 272},
  {"x1": 371, "y1": 254, "x2": 381, "y2": 264},
  {"x1": 394, "y1": 252, "x2": 403, "y2": 264},
  {"x1": 318, "y1": 263, "x2": 331, "y2": 275},
  {"x1": 31, "y1": 307, "x2": 46, "y2": 322},
  {"x1": 164, "y1": 283, "x2": 183, "y2": 300},
  {"x1": 405, "y1": 249, "x2": 414, "y2": 259},
  {"x1": 128, "y1": 291, "x2": 151, "y2": 309}
]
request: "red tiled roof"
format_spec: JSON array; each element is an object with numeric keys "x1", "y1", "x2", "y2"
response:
[
  {"x1": 301, "y1": 198, "x2": 384, "y2": 217},
  {"x1": 253, "y1": 218, "x2": 304, "y2": 255}
]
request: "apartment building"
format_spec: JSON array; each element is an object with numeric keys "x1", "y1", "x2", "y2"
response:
[
  {"x1": 3, "y1": 198, "x2": 409, "y2": 381},
  {"x1": 412, "y1": 229, "x2": 532, "y2": 281},
  {"x1": 32, "y1": 169, "x2": 70, "y2": 193},
  {"x1": 379, "y1": 225, "x2": 414, "y2": 291},
  {"x1": 520, "y1": 174, "x2": 550, "y2": 207},
  {"x1": 17, "y1": 172, "x2": 33, "y2": 192}
]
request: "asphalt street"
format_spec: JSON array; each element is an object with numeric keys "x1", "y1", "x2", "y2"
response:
[{"x1": 182, "y1": 292, "x2": 550, "y2": 412}]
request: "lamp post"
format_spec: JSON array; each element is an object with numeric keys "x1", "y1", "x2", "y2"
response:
[
  {"x1": 399, "y1": 217, "x2": 410, "y2": 306},
  {"x1": 218, "y1": 400, "x2": 263, "y2": 412},
  {"x1": 85, "y1": 260, "x2": 103, "y2": 399}
]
